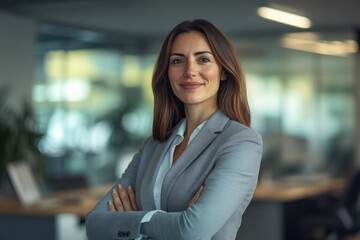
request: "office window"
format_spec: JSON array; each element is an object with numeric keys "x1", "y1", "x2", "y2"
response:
[
  {"x1": 241, "y1": 32, "x2": 357, "y2": 181},
  {"x1": 33, "y1": 24, "x2": 357, "y2": 187},
  {"x1": 34, "y1": 24, "x2": 156, "y2": 186}
]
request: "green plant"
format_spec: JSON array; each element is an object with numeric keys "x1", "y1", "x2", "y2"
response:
[{"x1": 0, "y1": 87, "x2": 46, "y2": 182}]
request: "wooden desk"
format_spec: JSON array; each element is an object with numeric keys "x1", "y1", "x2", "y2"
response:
[
  {"x1": 237, "y1": 178, "x2": 346, "y2": 240},
  {"x1": 253, "y1": 178, "x2": 345, "y2": 202},
  {"x1": 0, "y1": 185, "x2": 109, "y2": 240},
  {"x1": 0, "y1": 184, "x2": 108, "y2": 218}
]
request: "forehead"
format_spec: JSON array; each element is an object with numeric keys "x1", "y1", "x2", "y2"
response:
[{"x1": 171, "y1": 31, "x2": 212, "y2": 53}]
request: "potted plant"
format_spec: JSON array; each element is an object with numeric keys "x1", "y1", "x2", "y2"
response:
[{"x1": 0, "y1": 87, "x2": 46, "y2": 193}]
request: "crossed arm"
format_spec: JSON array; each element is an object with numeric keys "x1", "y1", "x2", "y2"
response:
[{"x1": 107, "y1": 184, "x2": 204, "y2": 212}]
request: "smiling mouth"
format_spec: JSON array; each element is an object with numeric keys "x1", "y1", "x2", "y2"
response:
[{"x1": 180, "y1": 82, "x2": 204, "y2": 89}]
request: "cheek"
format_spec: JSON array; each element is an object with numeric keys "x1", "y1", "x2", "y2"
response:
[
  {"x1": 168, "y1": 68, "x2": 182, "y2": 81},
  {"x1": 202, "y1": 66, "x2": 221, "y2": 79},
  {"x1": 167, "y1": 72, "x2": 178, "y2": 93},
  {"x1": 168, "y1": 70, "x2": 184, "y2": 93},
  {"x1": 204, "y1": 72, "x2": 221, "y2": 84},
  {"x1": 167, "y1": 73, "x2": 175, "y2": 88}
]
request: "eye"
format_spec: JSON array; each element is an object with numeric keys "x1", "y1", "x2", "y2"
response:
[
  {"x1": 198, "y1": 57, "x2": 210, "y2": 63},
  {"x1": 170, "y1": 57, "x2": 184, "y2": 65}
]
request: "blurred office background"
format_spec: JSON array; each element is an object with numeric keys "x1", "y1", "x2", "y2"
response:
[{"x1": 0, "y1": 0, "x2": 360, "y2": 239}]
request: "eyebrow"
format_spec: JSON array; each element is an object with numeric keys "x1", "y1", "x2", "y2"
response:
[{"x1": 170, "y1": 51, "x2": 213, "y2": 57}]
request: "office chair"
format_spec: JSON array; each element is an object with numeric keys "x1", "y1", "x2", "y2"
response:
[{"x1": 301, "y1": 169, "x2": 360, "y2": 240}]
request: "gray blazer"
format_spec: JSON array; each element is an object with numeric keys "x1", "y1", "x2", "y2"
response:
[{"x1": 86, "y1": 110, "x2": 263, "y2": 240}]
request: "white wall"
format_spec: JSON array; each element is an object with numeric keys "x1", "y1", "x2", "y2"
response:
[{"x1": 0, "y1": 10, "x2": 35, "y2": 112}]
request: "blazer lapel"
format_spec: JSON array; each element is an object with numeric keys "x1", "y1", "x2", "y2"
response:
[
  {"x1": 161, "y1": 110, "x2": 229, "y2": 210},
  {"x1": 139, "y1": 121, "x2": 183, "y2": 210}
]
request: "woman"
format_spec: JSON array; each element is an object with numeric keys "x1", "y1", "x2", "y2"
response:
[{"x1": 86, "y1": 19, "x2": 262, "y2": 240}]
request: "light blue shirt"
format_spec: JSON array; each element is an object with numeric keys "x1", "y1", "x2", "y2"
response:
[{"x1": 136, "y1": 119, "x2": 206, "y2": 239}]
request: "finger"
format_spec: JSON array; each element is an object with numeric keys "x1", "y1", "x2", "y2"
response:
[
  {"x1": 112, "y1": 188, "x2": 124, "y2": 211},
  {"x1": 118, "y1": 184, "x2": 132, "y2": 211},
  {"x1": 189, "y1": 186, "x2": 204, "y2": 208},
  {"x1": 128, "y1": 185, "x2": 138, "y2": 211},
  {"x1": 193, "y1": 185, "x2": 204, "y2": 202},
  {"x1": 198, "y1": 185, "x2": 204, "y2": 195},
  {"x1": 108, "y1": 200, "x2": 116, "y2": 211}
]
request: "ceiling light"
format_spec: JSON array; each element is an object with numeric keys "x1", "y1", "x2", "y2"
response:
[
  {"x1": 281, "y1": 33, "x2": 358, "y2": 56},
  {"x1": 257, "y1": 7, "x2": 311, "y2": 29}
]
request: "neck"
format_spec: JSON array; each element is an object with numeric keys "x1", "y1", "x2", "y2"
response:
[{"x1": 184, "y1": 105, "x2": 218, "y2": 135}]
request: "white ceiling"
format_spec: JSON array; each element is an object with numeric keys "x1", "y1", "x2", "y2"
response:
[{"x1": 1, "y1": 0, "x2": 360, "y2": 39}]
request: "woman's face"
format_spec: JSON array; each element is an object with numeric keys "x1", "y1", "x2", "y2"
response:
[{"x1": 168, "y1": 31, "x2": 224, "y2": 110}]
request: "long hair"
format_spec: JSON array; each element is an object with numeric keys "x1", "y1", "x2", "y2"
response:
[{"x1": 152, "y1": 19, "x2": 251, "y2": 141}]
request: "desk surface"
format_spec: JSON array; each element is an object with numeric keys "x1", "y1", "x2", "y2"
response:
[
  {"x1": 0, "y1": 178, "x2": 345, "y2": 217},
  {"x1": 254, "y1": 178, "x2": 345, "y2": 202},
  {"x1": 0, "y1": 185, "x2": 109, "y2": 217}
]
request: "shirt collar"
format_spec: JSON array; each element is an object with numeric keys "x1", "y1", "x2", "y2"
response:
[{"x1": 176, "y1": 119, "x2": 207, "y2": 145}]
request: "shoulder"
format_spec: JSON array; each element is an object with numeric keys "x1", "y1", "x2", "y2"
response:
[
  {"x1": 224, "y1": 120, "x2": 262, "y2": 145},
  {"x1": 204, "y1": 110, "x2": 262, "y2": 147},
  {"x1": 214, "y1": 121, "x2": 263, "y2": 169}
]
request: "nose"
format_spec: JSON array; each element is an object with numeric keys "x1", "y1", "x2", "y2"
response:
[{"x1": 183, "y1": 61, "x2": 197, "y2": 78}]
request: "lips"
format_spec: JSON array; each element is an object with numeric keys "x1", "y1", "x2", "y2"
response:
[{"x1": 179, "y1": 82, "x2": 204, "y2": 89}]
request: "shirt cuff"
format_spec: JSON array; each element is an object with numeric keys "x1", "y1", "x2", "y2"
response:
[{"x1": 135, "y1": 210, "x2": 165, "y2": 239}]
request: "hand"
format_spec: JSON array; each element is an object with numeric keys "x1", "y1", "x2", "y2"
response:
[
  {"x1": 189, "y1": 185, "x2": 204, "y2": 208},
  {"x1": 108, "y1": 184, "x2": 138, "y2": 212}
]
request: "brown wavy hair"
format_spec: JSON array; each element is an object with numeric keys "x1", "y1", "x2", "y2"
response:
[{"x1": 152, "y1": 19, "x2": 251, "y2": 141}]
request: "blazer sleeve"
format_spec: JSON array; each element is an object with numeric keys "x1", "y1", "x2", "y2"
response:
[
  {"x1": 86, "y1": 141, "x2": 148, "y2": 240},
  {"x1": 86, "y1": 128, "x2": 262, "y2": 240}
]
